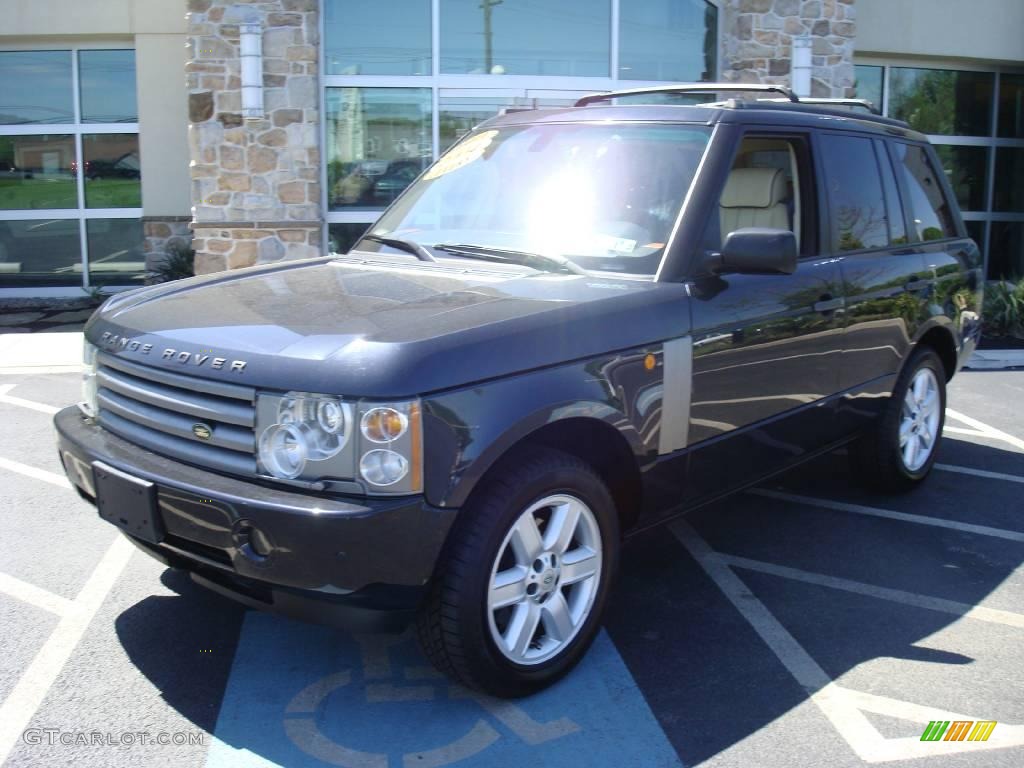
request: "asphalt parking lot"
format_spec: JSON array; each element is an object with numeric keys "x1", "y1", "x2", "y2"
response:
[{"x1": 0, "y1": 364, "x2": 1022, "y2": 768}]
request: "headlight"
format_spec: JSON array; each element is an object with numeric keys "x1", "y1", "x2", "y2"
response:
[
  {"x1": 255, "y1": 392, "x2": 421, "y2": 495},
  {"x1": 79, "y1": 341, "x2": 99, "y2": 418}
]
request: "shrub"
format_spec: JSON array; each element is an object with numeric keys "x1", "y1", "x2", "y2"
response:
[
  {"x1": 147, "y1": 241, "x2": 195, "y2": 284},
  {"x1": 982, "y1": 280, "x2": 1024, "y2": 339}
]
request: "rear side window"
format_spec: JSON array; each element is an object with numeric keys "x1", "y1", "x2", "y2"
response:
[
  {"x1": 875, "y1": 139, "x2": 908, "y2": 245},
  {"x1": 820, "y1": 134, "x2": 888, "y2": 251},
  {"x1": 891, "y1": 143, "x2": 957, "y2": 241}
]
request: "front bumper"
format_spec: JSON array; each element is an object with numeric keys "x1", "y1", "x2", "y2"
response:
[{"x1": 55, "y1": 406, "x2": 458, "y2": 632}]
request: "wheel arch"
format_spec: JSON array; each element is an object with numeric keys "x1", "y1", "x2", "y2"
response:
[{"x1": 914, "y1": 322, "x2": 958, "y2": 381}]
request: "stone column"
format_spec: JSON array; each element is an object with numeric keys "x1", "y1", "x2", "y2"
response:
[
  {"x1": 720, "y1": 0, "x2": 856, "y2": 98},
  {"x1": 186, "y1": 0, "x2": 322, "y2": 275}
]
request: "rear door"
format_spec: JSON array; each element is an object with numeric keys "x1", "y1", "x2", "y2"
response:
[{"x1": 823, "y1": 133, "x2": 930, "y2": 413}]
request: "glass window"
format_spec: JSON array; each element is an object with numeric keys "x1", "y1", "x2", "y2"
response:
[
  {"x1": 0, "y1": 51, "x2": 73, "y2": 125},
  {"x1": 889, "y1": 68, "x2": 994, "y2": 136},
  {"x1": 370, "y1": 123, "x2": 712, "y2": 276},
  {"x1": 79, "y1": 50, "x2": 137, "y2": 123},
  {"x1": 83, "y1": 134, "x2": 141, "y2": 208},
  {"x1": 0, "y1": 135, "x2": 77, "y2": 209},
  {"x1": 892, "y1": 143, "x2": 957, "y2": 241},
  {"x1": 328, "y1": 222, "x2": 371, "y2": 253},
  {"x1": 440, "y1": 0, "x2": 610, "y2": 76},
  {"x1": 933, "y1": 145, "x2": 989, "y2": 212},
  {"x1": 998, "y1": 73, "x2": 1024, "y2": 139},
  {"x1": 820, "y1": 135, "x2": 888, "y2": 251},
  {"x1": 854, "y1": 65, "x2": 884, "y2": 112},
  {"x1": 439, "y1": 94, "x2": 575, "y2": 152},
  {"x1": 988, "y1": 221, "x2": 1024, "y2": 280},
  {"x1": 326, "y1": 88, "x2": 432, "y2": 210},
  {"x1": 964, "y1": 220, "x2": 985, "y2": 255},
  {"x1": 619, "y1": 0, "x2": 717, "y2": 82},
  {"x1": 993, "y1": 147, "x2": 1024, "y2": 213},
  {"x1": 0, "y1": 219, "x2": 82, "y2": 286},
  {"x1": 324, "y1": 0, "x2": 431, "y2": 75},
  {"x1": 876, "y1": 140, "x2": 907, "y2": 245},
  {"x1": 86, "y1": 218, "x2": 145, "y2": 285}
]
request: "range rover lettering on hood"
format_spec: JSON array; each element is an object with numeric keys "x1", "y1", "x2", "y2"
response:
[{"x1": 99, "y1": 332, "x2": 248, "y2": 373}]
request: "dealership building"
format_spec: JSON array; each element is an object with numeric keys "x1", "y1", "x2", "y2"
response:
[{"x1": 1, "y1": 0, "x2": 1022, "y2": 296}]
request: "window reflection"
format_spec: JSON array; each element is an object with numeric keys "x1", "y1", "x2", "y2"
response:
[
  {"x1": 892, "y1": 143, "x2": 956, "y2": 241},
  {"x1": 326, "y1": 88, "x2": 432, "y2": 210},
  {"x1": 0, "y1": 219, "x2": 81, "y2": 286},
  {"x1": 619, "y1": 0, "x2": 716, "y2": 82},
  {"x1": 821, "y1": 135, "x2": 889, "y2": 251},
  {"x1": 440, "y1": 0, "x2": 610, "y2": 76},
  {"x1": 0, "y1": 51, "x2": 73, "y2": 125},
  {"x1": 439, "y1": 95, "x2": 575, "y2": 152},
  {"x1": 0, "y1": 135, "x2": 76, "y2": 209},
  {"x1": 86, "y1": 218, "x2": 145, "y2": 285},
  {"x1": 328, "y1": 222, "x2": 371, "y2": 254},
  {"x1": 854, "y1": 65, "x2": 884, "y2": 112},
  {"x1": 79, "y1": 50, "x2": 137, "y2": 123},
  {"x1": 83, "y1": 134, "x2": 141, "y2": 208},
  {"x1": 324, "y1": 0, "x2": 431, "y2": 75},
  {"x1": 993, "y1": 147, "x2": 1024, "y2": 213},
  {"x1": 889, "y1": 68, "x2": 994, "y2": 136},
  {"x1": 998, "y1": 74, "x2": 1024, "y2": 139},
  {"x1": 989, "y1": 222, "x2": 1024, "y2": 280},
  {"x1": 933, "y1": 145, "x2": 989, "y2": 212}
]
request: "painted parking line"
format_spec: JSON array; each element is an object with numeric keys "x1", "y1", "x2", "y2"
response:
[
  {"x1": 946, "y1": 408, "x2": 1024, "y2": 452},
  {"x1": 0, "y1": 456, "x2": 72, "y2": 489},
  {"x1": 715, "y1": 553, "x2": 1024, "y2": 629},
  {"x1": 749, "y1": 489, "x2": 1024, "y2": 543},
  {"x1": 935, "y1": 463, "x2": 1024, "y2": 485},
  {"x1": 206, "y1": 613, "x2": 681, "y2": 768},
  {"x1": 0, "y1": 571, "x2": 74, "y2": 617},
  {"x1": 0, "y1": 534, "x2": 134, "y2": 766},
  {"x1": 0, "y1": 384, "x2": 60, "y2": 415},
  {"x1": 670, "y1": 519, "x2": 1024, "y2": 763}
]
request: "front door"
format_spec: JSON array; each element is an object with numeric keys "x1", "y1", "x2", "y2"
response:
[{"x1": 683, "y1": 131, "x2": 845, "y2": 504}]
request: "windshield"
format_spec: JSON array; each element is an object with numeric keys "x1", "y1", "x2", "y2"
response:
[{"x1": 363, "y1": 122, "x2": 712, "y2": 276}]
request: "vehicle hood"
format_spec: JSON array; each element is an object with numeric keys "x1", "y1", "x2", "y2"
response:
[{"x1": 87, "y1": 256, "x2": 691, "y2": 397}]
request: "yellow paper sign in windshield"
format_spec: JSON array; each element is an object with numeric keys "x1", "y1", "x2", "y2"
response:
[{"x1": 424, "y1": 130, "x2": 498, "y2": 180}]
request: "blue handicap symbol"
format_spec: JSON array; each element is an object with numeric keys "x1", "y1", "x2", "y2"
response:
[{"x1": 206, "y1": 612, "x2": 681, "y2": 768}]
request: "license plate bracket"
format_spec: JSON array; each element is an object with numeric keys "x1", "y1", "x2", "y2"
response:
[{"x1": 93, "y1": 461, "x2": 164, "y2": 544}]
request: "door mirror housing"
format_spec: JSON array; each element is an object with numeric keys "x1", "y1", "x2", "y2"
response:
[{"x1": 705, "y1": 227, "x2": 798, "y2": 276}]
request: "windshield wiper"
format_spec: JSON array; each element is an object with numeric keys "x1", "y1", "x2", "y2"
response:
[
  {"x1": 360, "y1": 234, "x2": 437, "y2": 262},
  {"x1": 432, "y1": 243, "x2": 588, "y2": 276}
]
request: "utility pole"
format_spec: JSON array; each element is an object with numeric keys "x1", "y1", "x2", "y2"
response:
[{"x1": 481, "y1": 0, "x2": 503, "y2": 73}]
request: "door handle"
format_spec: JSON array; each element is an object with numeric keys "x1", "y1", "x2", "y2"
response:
[{"x1": 813, "y1": 294, "x2": 843, "y2": 314}]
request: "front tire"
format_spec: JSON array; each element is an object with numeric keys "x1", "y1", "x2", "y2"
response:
[
  {"x1": 850, "y1": 346, "x2": 946, "y2": 492},
  {"x1": 416, "y1": 447, "x2": 619, "y2": 698}
]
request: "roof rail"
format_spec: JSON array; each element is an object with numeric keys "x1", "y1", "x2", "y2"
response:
[
  {"x1": 574, "y1": 83, "x2": 799, "y2": 107},
  {"x1": 759, "y1": 96, "x2": 880, "y2": 115}
]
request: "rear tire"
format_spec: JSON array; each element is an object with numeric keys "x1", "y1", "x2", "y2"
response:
[
  {"x1": 416, "y1": 447, "x2": 619, "y2": 698},
  {"x1": 850, "y1": 346, "x2": 946, "y2": 492}
]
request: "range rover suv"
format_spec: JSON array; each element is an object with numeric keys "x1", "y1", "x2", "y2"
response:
[{"x1": 55, "y1": 84, "x2": 983, "y2": 697}]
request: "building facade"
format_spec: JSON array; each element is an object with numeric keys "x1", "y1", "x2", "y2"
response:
[{"x1": 0, "y1": 0, "x2": 1021, "y2": 296}]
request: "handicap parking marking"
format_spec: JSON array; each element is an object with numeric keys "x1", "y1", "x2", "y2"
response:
[{"x1": 206, "y1": 612, "x2": 682, "y2": 768}]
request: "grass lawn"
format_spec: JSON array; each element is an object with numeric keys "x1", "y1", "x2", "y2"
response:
[{"x1": 0, "y1": 177, "x2": 140, "y2": 209}]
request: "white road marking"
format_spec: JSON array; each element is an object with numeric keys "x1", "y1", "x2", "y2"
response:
[
  {"x1": 0, "y1": 534, "x2": 135, "y2": 765},
  {"x1": 0, "y1": 390, "x2": 60, "y2": 415},
  {"x1": 0, "y1": 572, "x2": 73, "y2": 617},
  {"x1": 947, "y1": 408, "x2": 1024, "y2": 452},
  {"x1": 935, "y1": 463, "x2": 1024, "y2": 485},
  {"x1": 0, "y1": 456, "x2": 72, "y2": 489},
  {"x1": 671, "y1": 519, "x2": 1024, "y2": 762},
  {"x1": 0, "y1": 366, "x2": 83, "y2": 375},
  {"x1": 944, "y1": 426, "x2": 992, "y2": 438},
  {"x1": 750, "y1": 488, "x2": 1024, "y2": 543},
  {"x1": 717, "y1": 553, "x2": 1024, "y2": 629}
]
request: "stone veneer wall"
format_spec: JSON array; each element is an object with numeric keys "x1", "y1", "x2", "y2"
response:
[
  {"x1": 186, "y1": 0, "x2": 322, "y2": 275},
  {"x1": 720, "y1": 0, "x2": 856, "y2": 98}
]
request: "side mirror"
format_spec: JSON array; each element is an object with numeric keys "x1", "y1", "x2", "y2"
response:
[{"x1": 705, "y1": 227, "x2": 798, "y2": 276}]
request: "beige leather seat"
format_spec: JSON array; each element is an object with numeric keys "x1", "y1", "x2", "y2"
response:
[{"x1": 719, "y1": 167, "x2": 790, "y2": 236}]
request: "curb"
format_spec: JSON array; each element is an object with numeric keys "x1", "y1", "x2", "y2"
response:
[{"x1": 965, "y1": 349, "x2": 1024, "y2": 371}]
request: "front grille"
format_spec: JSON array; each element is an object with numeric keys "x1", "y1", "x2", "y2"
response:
[{"x1": 96, "y1": 352, "x2": 258, "y2": 476}]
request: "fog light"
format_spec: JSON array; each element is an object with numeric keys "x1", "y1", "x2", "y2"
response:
[{"x1": 359, "y1": 449, "x2": 409, "y2": 486}]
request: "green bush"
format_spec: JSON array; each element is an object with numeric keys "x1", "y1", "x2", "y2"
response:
[
  {"x1": 146, "y1": 241, "x2": 195, "y2": 284},
  {"x1": 982, "y1": 280, "x2": 1024, "y2": 339}
]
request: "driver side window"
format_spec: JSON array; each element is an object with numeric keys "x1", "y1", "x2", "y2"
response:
[{"x1": 709, "y1": 135, "x2": 814, "y2": 255}]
